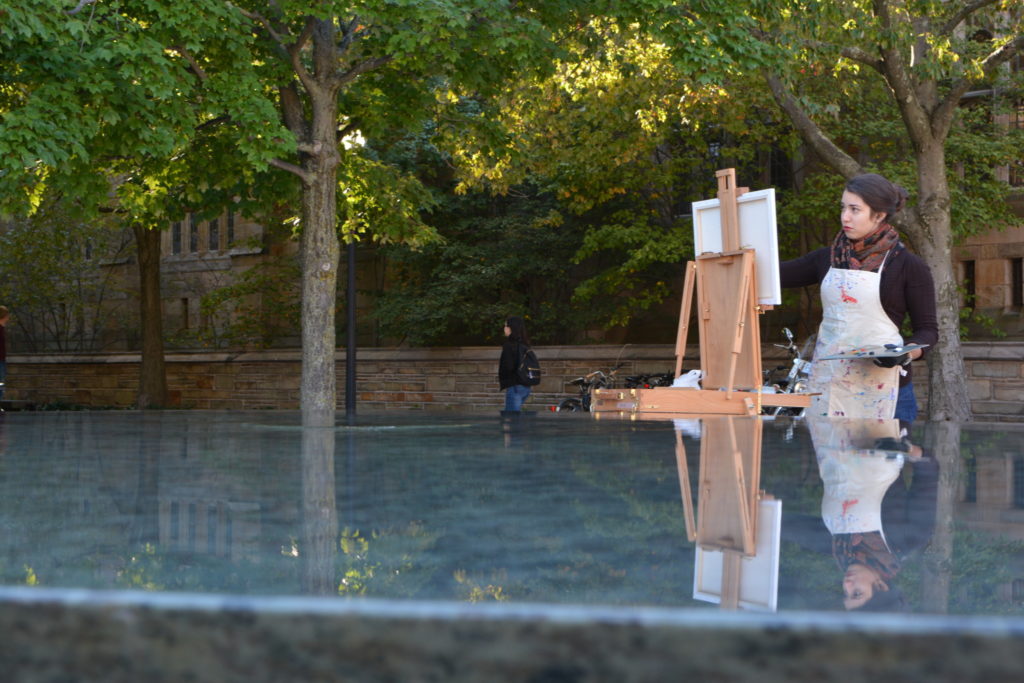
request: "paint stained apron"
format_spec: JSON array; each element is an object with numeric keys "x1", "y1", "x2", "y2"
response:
[
  {"x1": 808, "y1": 417, "x2": 905, "y2": 536},
  {"x1": 807, "y1": 260, "x2": 902, "y2": 418}
]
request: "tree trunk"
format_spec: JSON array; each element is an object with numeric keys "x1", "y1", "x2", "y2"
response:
[
  {"x1": 298, "y1": 41, "x2": 342, "y2": 427},
  {"x1": 299, "y1": 167, "x2": 340, "y2": 426},
  {"x1": 132, "y1": 224, "x2": 167, "y2": 409},
  {"x1": 919, "y1": 421, "x2": 961, "y2": 613},
  {"x1": 907, "y1": 145, "x2": 972, "y2": 422}
]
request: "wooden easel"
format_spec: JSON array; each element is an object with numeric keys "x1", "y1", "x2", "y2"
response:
[{"x1": 592, "y1": 168, "x2": 810, "y2": 416}]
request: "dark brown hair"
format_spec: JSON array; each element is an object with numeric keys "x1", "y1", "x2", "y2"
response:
[
  {"x1": 845, "y1": 174, "x2": 909, "y2": 221},
  {"x1": 505, "y1": 316, "x2": 530, "y2": 345}
]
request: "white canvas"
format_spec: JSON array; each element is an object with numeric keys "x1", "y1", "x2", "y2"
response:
[
  {"x1": 692, "y1": 498, "x2": 782, "y2": 612},
  {"x1": 691, "y1": 188, "x2": 782, "y2": 305}
]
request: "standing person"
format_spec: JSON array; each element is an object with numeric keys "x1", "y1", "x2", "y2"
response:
[
  {"x1": 498, "y1": 316, "x2": 532, "y2": 413},
  {"x1": 0, "y1": 305, "x2": 8, "y2": 409},
  {"x1": 781, "y1": 174, "x2": 938, "y2": 420}
]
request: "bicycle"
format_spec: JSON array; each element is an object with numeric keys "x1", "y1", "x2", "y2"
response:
[
  {"x1": 554, "y1": 365, "x2": 623, "y2": 412},
  {"x1": 762, "y1": 327, "x2": 815, "y2": 418}
]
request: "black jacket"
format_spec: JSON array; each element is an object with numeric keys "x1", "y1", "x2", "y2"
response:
[
  {"x1": 499, "y1": 339, "x2": 525, "y2": 390},
  {"x1": 780, "y1": 247, "x2": 938, "y2": 387}
]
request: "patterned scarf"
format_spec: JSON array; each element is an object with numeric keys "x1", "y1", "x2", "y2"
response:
[
  {"x1": 832, "y1": 531, "x2": 901, "y2": 582},
  {"x1": 831, "y1": 223, "x2": 903, "y2": 272}
]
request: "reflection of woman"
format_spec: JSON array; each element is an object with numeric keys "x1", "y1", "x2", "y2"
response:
[
  {"x1": 498, "y1": 316, "x2": 532, "y2": 413},
  {"x1": 820, "y1": 447, "x2": 905, "y2": 610},
  {"x1": 781, "y1": 174, "x2": 938, "y2": 421},
  {"x1": 809, "y1": 417, "x2": 937, "y2": 611}
]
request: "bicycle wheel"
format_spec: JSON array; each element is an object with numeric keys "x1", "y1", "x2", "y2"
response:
[{"x1": 556, "y1": 398, "x2": 582, "y2": 412}]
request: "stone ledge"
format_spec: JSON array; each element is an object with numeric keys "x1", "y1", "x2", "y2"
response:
[{"x1": 2, "y1": 587, "x2": 1024, "y2": 683}]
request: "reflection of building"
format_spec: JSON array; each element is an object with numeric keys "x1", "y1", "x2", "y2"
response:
[
  {"x1": 959, "y1": 450, "x2": 1024, "y2": 541},
  {"x1": 159, "y1": 499, "x2": 261, "y2": 561},
  {"x1": 958, "y1": 448, "x2": 1024, "y2": 606}
]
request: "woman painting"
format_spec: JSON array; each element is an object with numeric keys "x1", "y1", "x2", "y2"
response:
[{"x1": 781, "y1": 174, "x2": 938, "y2": 420}]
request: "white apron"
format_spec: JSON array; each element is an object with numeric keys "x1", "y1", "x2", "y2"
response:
[
  {"x1": 808, "y1": 417, "x2": 905, "y2": 536},
  {"x1": 807, "y1": 256, "x2": 902, "y2": 418}
]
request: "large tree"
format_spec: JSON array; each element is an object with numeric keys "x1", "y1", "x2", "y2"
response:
[
  {"x1": 749, "y1": 0, "x2": 1024, "y2": 421},
  {"x1": 2, "y1": 2, "x2": 583, "y2": 423},
  {"x1": 0, "y1": 1, "x2": 284, "y2": 407}
]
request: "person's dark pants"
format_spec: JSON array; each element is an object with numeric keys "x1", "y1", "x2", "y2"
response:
[
  {"x1": 504, "y1": 385, "x2": 531, "y2": 412},
  {"x1": 894, "y1": 382, "x2": 918, "y2": 423}
]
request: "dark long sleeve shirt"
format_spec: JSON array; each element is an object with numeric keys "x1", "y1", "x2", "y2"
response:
[
  {"x1": 499, "y1": 339, "x2": 522, "y2": 390},
  {"x1": 780, "y1": 247, "x2": 938, "y2": 386}
]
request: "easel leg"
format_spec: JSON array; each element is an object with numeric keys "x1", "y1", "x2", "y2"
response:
[
  {"x1": 675, "y1": 262, "x2": 697, "y2": 378},
  {"x1": 675, "y1": 429, "x2": 697, "y2": 542}
]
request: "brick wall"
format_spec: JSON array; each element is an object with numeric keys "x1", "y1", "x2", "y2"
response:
[{"x1": 4, "y1": 342, "x2": 1022, "y2": 421}]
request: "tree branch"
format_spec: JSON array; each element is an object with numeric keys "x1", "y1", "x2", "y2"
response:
[
  {"x1": 288, "y1": 40, "x2": 320, "y2": 98},
  {"x1": 279, "y1": 83, "x2": 307, "y2": 139},
  {"x1": 933, "y1": 33, "x2": 1024, "y2": 137},
  {"x1": 763, "y1": 71, "x2": 861, "y2": 178},
  {"x1": 269, "y1": 158, "x2": 312, "y2": 183},
  {"x1": 939, "y1": 0, "x2": 1002, "y2": 37},
  {"x1": 335, "y1": 55, "x2": 392, "y2": 88},
  {"x1": 340, "y1": 16, "x2": 362, "y2": 52},
  {"x1": 839, "y1": 45, "x2": 884, "y2": 73},
  {"x1": 65, "y1": 0, "x2": 97, "y2": 15},
  {"x1": 872, "y1": 0, "x2": 933, "y2": 144},
  {"x1": 232, "y1": 5, "x2": 291, "y2": 51},
  {"x1": 172, "y1": 45, "x2": 208, "y2": 82}
]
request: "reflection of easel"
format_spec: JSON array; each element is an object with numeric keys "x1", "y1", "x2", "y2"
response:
[
  {"x1": 675, "y1": 416, "x2": 780, "y2": 611},
  {"x1": 592, "y1": 169, "x2": 810, "y2": 416}
]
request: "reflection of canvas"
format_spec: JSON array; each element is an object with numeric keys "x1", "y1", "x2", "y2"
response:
[
  {"x1": 691, "y1": 188, "x2": 781, "y2": 306},
  {"x1": 692, "y1": 498, "x2": 782, "y2": 612}
]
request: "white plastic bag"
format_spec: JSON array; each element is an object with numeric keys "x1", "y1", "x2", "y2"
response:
[{"x1": 672, "y1": 369, "x2": 702, "y2": 389}]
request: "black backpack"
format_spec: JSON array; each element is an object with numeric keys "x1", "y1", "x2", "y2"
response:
[{"x1": 516, "y1": 344, "x2": 542, "y2": 386}]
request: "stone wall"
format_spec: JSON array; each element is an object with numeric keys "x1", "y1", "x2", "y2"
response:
[{"x1": 4, "y1": 342, "x2": 1023, "y2": 421}]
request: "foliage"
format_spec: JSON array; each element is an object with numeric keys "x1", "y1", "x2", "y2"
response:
[
  {"x1": 442, "y1": 17, "x2": 799, "y2": 331},
  {"x1": 0, "y1": 199, "x2": 135, "y2": 352},
  {"x1": 197, "y1": 253, "x2": 303, "y2": 349},
  {"x1": 373, "y1": 185, "x2": 589, "y2": 346}
]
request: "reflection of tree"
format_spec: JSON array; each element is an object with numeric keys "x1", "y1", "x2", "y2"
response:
[
  {"x1": 920, "y1": 422, "x2": 960, "y2": 614},
  {"x1": 301, "y1": 426, "x2": 337, "y2": 596}
]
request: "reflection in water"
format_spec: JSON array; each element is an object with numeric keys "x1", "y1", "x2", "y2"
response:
[
  {"x1": 920, "y1": 421, "x2": 961, "y2": 614},
  {"x1": 0, "y1": 411, "x2": 1019, "y2": 616},
  {"x1": 807, "y1": 418, "x2": 938, "y2": 611},
  {"x1": 301, "y1": 425, "x2": 337, "y2": 595},
  {"x1": 678, "y1": 416, "x2": 780, "y2": 612}
]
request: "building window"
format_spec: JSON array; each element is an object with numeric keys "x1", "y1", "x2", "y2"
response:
[
  {"x1": 1012, "y1": 258, "x2": 1023, "y2": 308},
  {"x1": 189, "y1": 214, "x2": 199, "y2": 253},
  {"x1": 965, "y1": 458, "x2": 977, "y2": 503},
  {"x1": 227, "y1": 210, "x2": 235, "y2": 248},
  {"x1": 1014, "y1": 456, "x2": 1024, "y2": 509},
  {"x1": 172, "y1": 221, "x2": 182, "y2": 255},
  {"x1": 1014, "y1": 579, "x2": 1024, "y2": 605},
  {"x1": 181, "y1": 298, "x2": 190, "y2": 330},
  {"x1": 962, "y1": 260, "x2": 976, "y2": 309},
  {"x1": 209, "y1": 217, "x2": 219, "y2": 252}
]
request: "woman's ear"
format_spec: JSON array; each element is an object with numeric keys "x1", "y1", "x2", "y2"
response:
[{"x1": 874, "y1": 578, "x2": 890, "y2": 593}]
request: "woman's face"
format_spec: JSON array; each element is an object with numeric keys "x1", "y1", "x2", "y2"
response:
[
  {"x1": 504, "y1": 322, "x2": 511, "y2": 337},
  {"x1": 840, "y1": 191, "x2": 885, "y2": 241},
  {"x1": 843, "y1": 563, "x2": 886, "y2": 610}
]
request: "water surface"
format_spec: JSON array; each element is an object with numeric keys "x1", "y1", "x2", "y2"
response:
[{"x1": 0, "y1": 410, "x2": 1019, "y2": 616}]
